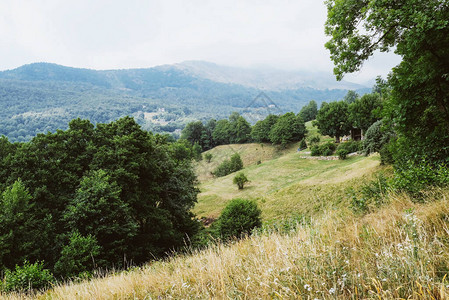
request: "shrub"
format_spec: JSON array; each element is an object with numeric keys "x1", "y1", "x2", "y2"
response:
[
  {"x1": 336, "y1": 149, "x2": 349, "y2": 160},
  {"x1": 337, "y1": 140, "x2": 361, "y2": 154},
  {"x1": 363, "y1": 119, "x2": 393, "y2": 156},
  {"x1": 299, "y1": 138, "x2": 307, "y2": 150},
  {"x1": 233, "y1": 172, "x2": 249, "y2": 189},
  {"x1": 213, "y1": 153, "x2": 243, "y2": 177},
  {"x1": 308, "y1": 135, "x2": 321, "y2": 145},
  {"x1": 54, "y1": 232, "x2": 100, "y2": 278},
  {"x1": 1, "y1": 261, "x2": 54, "y2": 292},
  {"x1": 217, "y1": 199, "x2": 262, "y2": 240},
  {"x1": 311, "y1": 142, "x2": 336, "y2": 156},
  {"x1": 204, "y1": 153, "x2": 213, "y2": 163}
]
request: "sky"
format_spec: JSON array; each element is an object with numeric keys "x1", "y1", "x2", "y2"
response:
[{"x1": 0, "y1": 0, "x2": 401, "y2": 83}]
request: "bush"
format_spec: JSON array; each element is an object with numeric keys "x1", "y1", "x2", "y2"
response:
[
  {"x1": 336, "y1": 149, "x2": 349, "y2": 160},
  {"x1": 217, "y1": 199, "x2": 262, "y2": 240},
  {"x1": 1, "y1": 261, "x2": 54, "y2": 292},
  {"x1": 204, "y1": 153, "x2": 213, "y2": 163},
  {"x1": 307, "y1": 135, "x2": 321, "y2": 145},
  {"x1": 311, "y1": 142, "x2": 336, "y2": 156},
  {"x1": 363, "y1": 119, "x2": 393, "y2": 156},
  {"x1": 233, "y1": 172, "x2": 249, "y2": 189},
  {"x1": 299, "y1": 138, "x2": 307, "y2": 149},
  {"x1": 54, "y1": 232, "x2": 100, "y2": 278},
  {"x1": 337, "y1": 140, "x2": 361, "y2": 154},
  {"x1": 392, "y1": 161, "x2": 449, "y2": 197},
  {"x1": 213, "y1": 153, "x2": 243, "y2": 177}
]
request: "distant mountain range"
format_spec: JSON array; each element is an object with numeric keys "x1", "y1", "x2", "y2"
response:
[{"x1": 0, "y1": 61, "x2": 371, "y2": 141}]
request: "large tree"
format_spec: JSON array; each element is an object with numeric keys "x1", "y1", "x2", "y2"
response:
[
  {"x1": 314, "y1": 101, "x2": 352, "y2": 143},
  {"x1": 325, "y1": 0, "x2": 449, "y2": 163},
  {"x1": 269, "y1": 112, "x2": 306, "y2": 147},
  {"x1": 349, "y1": 93, "x2": 382, "y2": 132}
]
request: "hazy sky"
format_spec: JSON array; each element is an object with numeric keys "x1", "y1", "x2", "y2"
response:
[{"x1": 0, "y1": 0, "x2": 400, "y2": 83}]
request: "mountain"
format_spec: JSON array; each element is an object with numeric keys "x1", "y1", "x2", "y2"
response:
[
  {"x1": 0, "y1": 62, "x2": 371, "y2": 142},
  {"x1": 173, "y1": 60, "x2": 366, "y2": 90}
]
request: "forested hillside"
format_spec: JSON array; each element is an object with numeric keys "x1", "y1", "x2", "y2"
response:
[{"x1": 0, "y1": 62, "x2": 369, "y2": 142}]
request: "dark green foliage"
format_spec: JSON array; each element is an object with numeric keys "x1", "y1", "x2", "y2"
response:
[
  {"x1": 336, "y1": 140, "x2": 361, "y2": 154},
  {"x1": 0, "y1": 180, "x2": 46, "y2": 271},
  {"x1": 269, "y1": 112, "x2": 306, "y2": 147},
  {"x1": 314, "y1": 101, "x2": 351, "y2": 143},
  {"x1": 251, "y1": 114, "x2": 279, "y2": 143},
  {"x1": 54, "y1": 232, "x2": 100, "y2": 278},
  {"x1": 298, "y1": 100, "x2": 318, "y2": 122},
  {"x1": 204, "y1": 153, "x2": 213, "y2": 163},
  {"x1": 64, "y1": 170, "x2": 138, "y2": 266},
  {"x1": 0, "y1": 117, "x2": 200, "y2": 280},
  {"x1": 1, "y1": 261, "x2": 54, "y2": 292},
  {"x1": 299, "y1": 138, "x2": 307, "y2": 150},
  {"x1": 392, "y1": 161, "x2": 449, "y2": 197},
  {"x1": 336, "y1": 149, "x2": 348, "y2": 160},
  {"x1": 213, "y1": 153, "x2": 243, "y2": 177},
  {"x1": 233, "y1": 173, "x2": 249, "y2": 190},
  {"x1": 217, "y1": 199, "x2": 262, "y2": 240},
  {"x1": 349, "y1": 93, "x2": 382, "y2": 132},
  {"x1": 192, "y1": 143, "x2": 203, "y2": 161},
  {"x1": 307, "y1": 135, "x2": 321, "y2": 145},
  {"x1": 325, "y1": 0, "x2": 449, "y2": 165},
  {"x1": 363, "y1": 120, "x2": 389, "y2": 154},
  {"x1": 311, "y1": 142, "x2": 336, "y2": 156}
]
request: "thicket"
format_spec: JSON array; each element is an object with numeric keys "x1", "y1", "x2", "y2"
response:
[
  {"x1": 213, "y1": 153, "x2": 243, "y2": 177},
  {"x1": 0, "y1": 117, "x2": 200, "y2": 288},
  {"x1": 311, "y1": 142, "x2": 336, "y2": 156}
]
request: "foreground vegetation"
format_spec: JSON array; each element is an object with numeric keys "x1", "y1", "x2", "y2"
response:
[{"x1": 4, "y1": 188, "x2": 448, "y2": 299}]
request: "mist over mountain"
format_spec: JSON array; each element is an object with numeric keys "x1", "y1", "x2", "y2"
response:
[{"x1": 0, "y1": 61, "x2": 371, "y2": 142}]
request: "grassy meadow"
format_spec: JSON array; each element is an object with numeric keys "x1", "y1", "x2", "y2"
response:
[
  {"x1": 5, "y1": 189, "x2": 449, "y2": 299},
  {"x1": 3, "y1": 123, "x2": 448, "y2": 299}
]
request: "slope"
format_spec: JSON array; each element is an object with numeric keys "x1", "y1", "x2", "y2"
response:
[{"x1": 194, "y1": 142, "x2": 384, "y2": 220}]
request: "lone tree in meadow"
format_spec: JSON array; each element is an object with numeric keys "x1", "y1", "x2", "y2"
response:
[{"x1": 233, "y1": 172, "x2": 249, "y2": 190}]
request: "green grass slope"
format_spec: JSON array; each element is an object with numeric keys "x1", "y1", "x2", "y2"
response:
[{"x1": 194, "y1": 142, "x2": 384, "y2": 220}]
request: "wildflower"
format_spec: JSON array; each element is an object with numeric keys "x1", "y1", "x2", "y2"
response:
[
  {"x1": 304, "y1": 284, "x2": 312, "y2": 292},
  {"x1": 329, "y1": 287, "x2": 336, "y2": 294}
]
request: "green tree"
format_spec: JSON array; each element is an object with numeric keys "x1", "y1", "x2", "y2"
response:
[
  {"x1": 181, "y1": 121, "x2": 206, "y2": 149},
  {"x1": 212, "y1": 119, "x2": 231, "y2": 145},
  {"x1": 204, "y1": 153, "x2": 213, "y2": 163},
  {"x1": 233, "y1": 172, "x2": 249, "y2": 190},
  {"x1": 343, "y1": 90, "x2": 359, "y2": 104},
  {"x1": 64, "y1": 170, "x2": 138, "y2": 266},
  {"x1": 314, "y1": 101, "x2": 351, "y2": 143},
  {"x1": 325, "y1": 0, "x2": 449, "y2": 163},
  {"x1": 269, "y1": 112, "x2": 306, "y2": 147},
  {"x1": 299, "y1": 100, "x2": 318, "y2": 122},
  {"x1": 54, "y1": 232, "x2": 100, "y2": 278},
  {"x1": 349, "y1": 93, "x2": 382, "y2": 132},
  {"x1": 251, "y1": 114, "x2": 279, "y2": 143}
]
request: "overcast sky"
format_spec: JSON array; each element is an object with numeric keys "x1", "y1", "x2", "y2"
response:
[{"x1": 0, "y1": 0, "x2": 401, "y2": 83}]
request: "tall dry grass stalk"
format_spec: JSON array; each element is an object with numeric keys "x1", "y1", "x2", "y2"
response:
[{"x1": 3, "y1": 191, "x2": 449, "y2": 299}]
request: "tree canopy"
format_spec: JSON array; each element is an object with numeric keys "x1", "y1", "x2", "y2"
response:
[{"x1": 325, "y1": 0, "x2": 449, "y2": 163}]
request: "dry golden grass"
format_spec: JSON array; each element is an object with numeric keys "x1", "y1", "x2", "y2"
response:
[{"x1": 6, "y1": 190, "x2": 448, "y2": 300}]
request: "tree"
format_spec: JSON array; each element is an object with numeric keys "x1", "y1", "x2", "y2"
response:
[
  {"x1": 325, "y1": 0, "x2": 449, "y2": 163},
  {"x1": 233, "y1": 173, "x2": 249, "y2": 190},
  {"x1": 212, "y1": 119, "x2": 231, "y2": 145},
  {"x1": 349, "y1": 93, "x2": 382, "y2": 132},
  {"x1": 251, "y1": 114, "x2": 279, "y2": 143},
  {"x1": 269, "y1": 112, "x2": 306, "y2": 147},
  {"x1": 181, "y1": 121, "x2": 206, "y2": 149},
  {"x1": 343, "y1": 90, "x2": 359, "y2": 104},
  {"x1": 299, "y1": 100, "x2": 318, "y2": 122},
  {"x1": 314, "y1": 101, "x2": 351, "y2": 143},
  {"x1": 64, "y1": 170, "x2": 138, "y2": 266}
]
